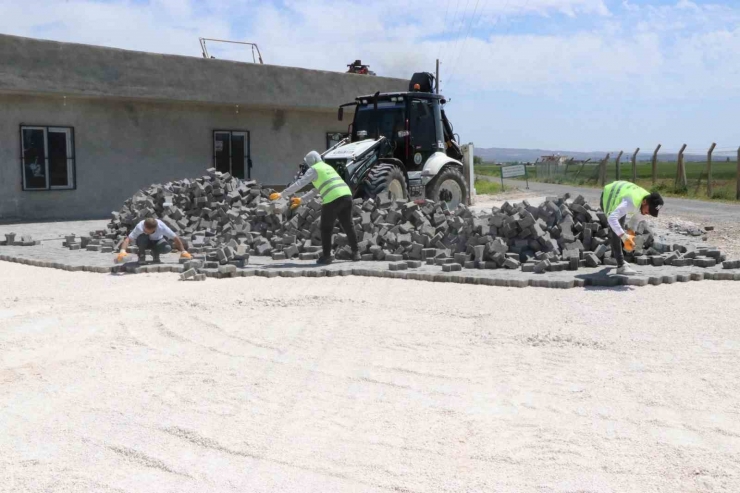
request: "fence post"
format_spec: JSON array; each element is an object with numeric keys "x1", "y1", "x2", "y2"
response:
[
  {"x1": 564, "y1": 158, "x2": 574, "y2": 176},
  {"x1": 707, "y1": 142, "x2": 716, "y2": 197},
  {"x1": 631, "y1": 148, "x2": 640, "y2": 183},
  {"x1": 615, "y1": 151, "x2": 623, "y2": 181},
  {"x1": 600, "y1": 153, "x2": 610, "y2": 186},
  {"x1": 652, "y1": 144, "x2": 661, "y2": 186},
  {"x1": 675, "y1": 144, "x2": 687, "y2": 189},
  {"x1": 574, "y1": 159, "x2": 590, "y2": 179}
]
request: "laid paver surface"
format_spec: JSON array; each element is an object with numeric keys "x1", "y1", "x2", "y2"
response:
[{"x1": 1, "y1": 220, "x2": 739, "y2": 288}]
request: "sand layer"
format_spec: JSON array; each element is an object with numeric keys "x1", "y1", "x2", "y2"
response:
[{"x1": 2, "y1": 262, "x2": 739, "y2": 492}]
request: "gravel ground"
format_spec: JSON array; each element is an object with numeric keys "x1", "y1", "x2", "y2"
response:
[
  {"x1": 2, "y1": 262, "x2": 740, "y2": 492},
  {"x1": 652, "y1": 215, "x2": 740, "y2": 260}
]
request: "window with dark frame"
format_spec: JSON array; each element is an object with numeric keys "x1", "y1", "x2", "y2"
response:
[
  {"x1": 20, "y1": 126, "x2": 76, "y2": 191},
  {"x1": 409, "y1": 100, "x2": 436, "y2": 150},
  {"x1": 213, "y1": 130, "x2": 251, "y2": 179}
]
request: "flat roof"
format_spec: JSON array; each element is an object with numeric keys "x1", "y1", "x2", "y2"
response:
[{"x1": 0, "y1": 34, "x2": 407, "y2": 111}]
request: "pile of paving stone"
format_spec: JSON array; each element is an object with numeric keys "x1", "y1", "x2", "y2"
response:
[
  {"x1": 1, "y1": 233, "x2": 37, "y2": 246},
  {"x1": 667, "y1": 220, "x2": 713, "y2": 238},
  {"x1": 72, "y1": 169, "x2": 734, "y2": 273}
]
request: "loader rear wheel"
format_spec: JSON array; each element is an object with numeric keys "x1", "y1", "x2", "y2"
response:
[
  {"x1": 362, "y1": 163, "x2": 407, "y2": 201},
  {"x1": 426, "y1": 166, "x2": 467, "y2": 210}
]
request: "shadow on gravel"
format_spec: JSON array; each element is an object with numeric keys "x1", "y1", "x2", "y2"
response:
[{"x1": 575, "y1": 267, "x2": 635, "y2": 291}]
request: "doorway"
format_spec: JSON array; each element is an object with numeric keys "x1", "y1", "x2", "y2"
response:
[{"x1": 213, "y1": 130, "x2": 252, "y2": 179}]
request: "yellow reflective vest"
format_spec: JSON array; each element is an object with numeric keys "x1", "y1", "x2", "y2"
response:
[{"x1": 311, "y1": 161, "x2": 351, "y2": 204}]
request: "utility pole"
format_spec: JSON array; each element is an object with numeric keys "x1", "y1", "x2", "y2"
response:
[{"x1": 435, "y1": 59, "x2": 440, "y2": 94}]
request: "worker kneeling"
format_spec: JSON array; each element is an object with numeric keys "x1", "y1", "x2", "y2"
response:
[
  {"x1": 116, "y1": 217, "x2": 192, "y2": 264},
  {"x1": 271, "y1": 150, "x2": 359, "y2": 265},
  {"x1": 601, "y1": 181, "x2": 664, "y2": 275}
]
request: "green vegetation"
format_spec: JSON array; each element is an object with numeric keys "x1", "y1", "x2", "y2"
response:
[
  {"x1": 476, "y1": 165, "x2": 502, "y2": 177},
  {"x1": 476, "y1": 161, "x2": 738, "y2": 201},
  {"x1": 474, "y1": 179, "x2": 503, "y2": 195}
]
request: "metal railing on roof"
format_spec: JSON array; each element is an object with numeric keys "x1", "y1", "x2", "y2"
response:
[{"x1": 198, "y1": 38, "x2": 264, "y2": 64}]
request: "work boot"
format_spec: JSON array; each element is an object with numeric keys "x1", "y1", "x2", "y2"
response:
[
  {"x1": 151, "y1": 254, "x2": 162, "y2": 264},
  {"x1": 316, "y1": 255, "x2": 334, "y2": 266},
  {"x1": 616, "y1": 262, "x2": 637, "y2": 275},
  {"x1": 137, "y1": 255, "x2": 147, "y2": 265},
  {"x1": 351, "y1": 251, "x2": 361, "y2": 262}
]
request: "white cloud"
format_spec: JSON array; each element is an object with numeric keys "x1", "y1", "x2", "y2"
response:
[{"x1": 1, "y1": 0, "x2": 740, "y2": 149}]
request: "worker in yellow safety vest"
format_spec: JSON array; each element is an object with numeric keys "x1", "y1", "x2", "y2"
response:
[
  {"x1": 601, "y1": 181, "x2": 664, "y2": 275},
  {"x1": 270, "y1": 151, "x2": 359, "y2": 265}
]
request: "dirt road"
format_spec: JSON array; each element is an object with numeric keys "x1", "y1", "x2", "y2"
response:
[{"x1": 2, "y1": 262, "x2": 740, "y2": 492}]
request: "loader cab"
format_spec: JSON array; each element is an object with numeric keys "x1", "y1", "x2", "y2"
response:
[{"x1": 341, "y1": 92, "x2": 446, "y2": 172}]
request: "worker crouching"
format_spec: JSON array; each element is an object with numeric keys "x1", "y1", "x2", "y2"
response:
[{"x1": 116, "y1": 217, "x2": 192, "y2": 264}]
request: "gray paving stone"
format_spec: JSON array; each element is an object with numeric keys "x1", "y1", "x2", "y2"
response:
[
  {"x1": 584, "y1": 252, "x2": 600, "y2": 268},
  {"x1": 648, "y1": 276, "x2": 663, "y2": 286},
  {"x1": 694, "y1": 257, "x2": 717, "y2": 268}
]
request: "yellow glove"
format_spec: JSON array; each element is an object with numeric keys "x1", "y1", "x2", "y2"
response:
[
  {"x1": 626, "y1": 229, "x2": 636, "y2": 236},
  {"x1": 290, "y1": 197, "x2": 302, "y2": 210},
  {"x1": 621, "y1": 234, "x2": 636, "y2": 252},
  {"x1": 116, "y1": 251, "x2": 127, "y2": 263},
  {"x1": 269, "y1": 192, "x2": 282, "y2": 201},
  {"x1": 180, "y1": 251, "x2": 192, "y2": 260}
]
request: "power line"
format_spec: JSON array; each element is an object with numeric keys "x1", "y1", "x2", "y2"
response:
[
  {"x1": 442, "y1": 0, "x2": 463, "y2": 63},
  {"x1": 436, "y1": 0, "x2": 454, "y2": 61},
  {"x1": 445, "y1": 0, "x2": 484, "y2": 87},
  {"x1": 446, "y1": 0, "x2": 472, "y2": 66},
  {"x1": 447, "y1": 0, "x2": 522, "y2": 90}
]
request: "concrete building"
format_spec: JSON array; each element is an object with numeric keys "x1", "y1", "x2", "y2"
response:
[{"x1": 0, "y1": 34, "x2": 406, "y2": 222}]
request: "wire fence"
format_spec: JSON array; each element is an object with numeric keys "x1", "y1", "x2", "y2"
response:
[{"x1": 482, "y1": 144, "x2": 740, "y2": 201}]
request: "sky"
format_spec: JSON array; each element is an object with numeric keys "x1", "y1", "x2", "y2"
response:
[{"x1": 1, "y1": 0, "x2": 739, "y2": 156}]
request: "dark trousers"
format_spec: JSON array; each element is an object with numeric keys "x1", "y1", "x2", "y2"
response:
[
  {"x1": 601, "y1": 192, "x2": 626, "y2": 267},
  {"x1": 320, "y1": 196, "x2": 358, "y2": 258},
  {"x1": 608, "y1": 217, "x2": 627, "y2": 267},
  {"x1": 136, "y1": 235, "x2": 172, "y2": 260}
]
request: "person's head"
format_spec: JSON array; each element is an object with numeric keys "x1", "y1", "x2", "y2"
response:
[
  {"x1": 143, "y1": 217, "x2": 158, "y2": 235},
  {"x1": 304, "y1": 150, "x2": 322, "y2": 167},
  {"x1": 641, "y1": 191, "x2": 664, "y2": 217}
]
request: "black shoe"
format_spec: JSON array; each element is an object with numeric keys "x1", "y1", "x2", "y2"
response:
[
  {"x1": 151, "y1": 256, "x2": 162, "y2": 264},
  {"x1": 137, "y1": 256, "x2": 147, "y2": 265},
  {"x1": 351, "y1": 251, "x2": 361, "y2": 262},
  {"x1": 316, "y1": 255, "x2": 334, "y2": 265}
]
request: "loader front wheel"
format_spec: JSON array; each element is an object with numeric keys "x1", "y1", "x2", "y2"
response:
[
  {"x1": 426, "y1": 166, "x2": 467, "y2": 210},
  {"x1": 362, "y1": 163, "x2": 407, "y2": 201}
]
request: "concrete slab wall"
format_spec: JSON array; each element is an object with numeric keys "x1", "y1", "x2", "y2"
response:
[
  {"x1": 0, "y1": 94, "x2": 351, "y2": 222},
  {"x1": 0, "y1": 34, "x2": 407, "y2": 110}
]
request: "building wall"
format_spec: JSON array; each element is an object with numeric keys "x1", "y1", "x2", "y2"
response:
[
  {"x1": 0, "y1": 34, "x2": 407, "y2": 111},
  {"x1": 0, "y1": 93, "x2": 352, "y2": 222}
]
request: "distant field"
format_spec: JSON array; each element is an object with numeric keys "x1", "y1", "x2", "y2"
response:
[{"x1": 476, "y1": 161, "x2": 739, "y2": 201}]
